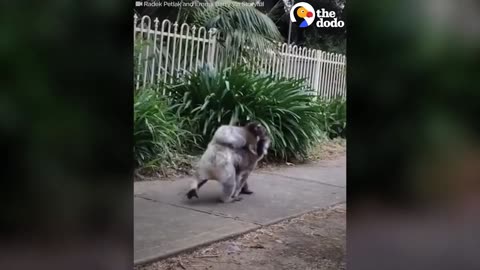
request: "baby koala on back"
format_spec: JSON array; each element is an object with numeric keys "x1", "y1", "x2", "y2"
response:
[{"x1": 213, "y1": 122, "x2": 263, "y2": 155}]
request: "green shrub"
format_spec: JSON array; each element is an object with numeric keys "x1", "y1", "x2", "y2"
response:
[
  {"x1": 134, "y1": 87, "x2": 197, "y2": 170},
  {"x1": 316, "y1": 98, "x2": 346, "y2": 139},
  {"x1": 166, "y1": 66, "x2": 324, "y2": 160}
]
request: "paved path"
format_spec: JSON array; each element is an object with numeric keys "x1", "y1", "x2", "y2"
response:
[{"x1": 134, "y1": 155, "x2": 346, "y2": 265}]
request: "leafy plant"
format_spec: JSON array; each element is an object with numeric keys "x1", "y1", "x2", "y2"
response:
[
  {"x1": 166, "y1": 65, "x2": 324, "y2": 161},
  {"x1": 316, "y1": 98, "x2": 346, "y2": 139},
  {"x1": 134, "y1": 87, "x2": 198, "y2": 172},
  {"x1": 191, "y1": 0, "x2": 283, "y2": 64},
  {"x1": 134, "y1": 39, "x2": 144, "y2": 82}
]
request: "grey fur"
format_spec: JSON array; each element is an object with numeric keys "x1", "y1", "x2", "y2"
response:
[
  {"x1": 187, "y1": 122, "x2": 270, "y2": 202},
  {"x1": 213, "y1": 124, "x2": 259, "y2": 155}
]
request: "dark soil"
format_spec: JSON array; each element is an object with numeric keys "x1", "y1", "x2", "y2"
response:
[{"x1": 135, "y1": 139, "x2": 346, "y2": 181}]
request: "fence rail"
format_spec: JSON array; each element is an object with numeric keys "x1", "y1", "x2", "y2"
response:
[{"x1": 134, "y1": 15, "x2": 346, "y2": 99}]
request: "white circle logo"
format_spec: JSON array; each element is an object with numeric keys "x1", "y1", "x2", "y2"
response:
[{"x1": 290, "y1": 2, "x2": 315, "y2": 28}]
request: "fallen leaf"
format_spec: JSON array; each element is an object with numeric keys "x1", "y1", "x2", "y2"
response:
[{"x1": 249, "y1": 243, "x2": 265, "y2": 249}]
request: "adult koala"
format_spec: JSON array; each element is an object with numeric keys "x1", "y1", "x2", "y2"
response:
[{"x1": 186, "y1": 122, "x2": 270, "y2": 203}]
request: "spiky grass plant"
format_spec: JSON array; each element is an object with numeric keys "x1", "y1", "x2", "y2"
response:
[
  {"x1": 316, "y1": 97, "x2": 346, "y2": 139},
  {"x1": 134, "y1": 87, "x2": 198, "y2": 172},
  {"x1": 167, "y1": 66, "x2": 324, "y2": 161}
]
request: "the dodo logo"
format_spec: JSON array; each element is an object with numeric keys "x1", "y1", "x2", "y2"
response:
[{"x1": 290, "y1": 2, "x2": 315, "y2": 28}]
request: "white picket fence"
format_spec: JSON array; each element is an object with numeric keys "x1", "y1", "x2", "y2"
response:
[{"x1": 134, "y1": 15, "x2": 346, "y2": 99}]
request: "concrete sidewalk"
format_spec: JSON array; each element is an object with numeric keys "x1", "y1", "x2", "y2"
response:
[{"x1": 134, "y1": 155, "x2": 346, "y2": 265}]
